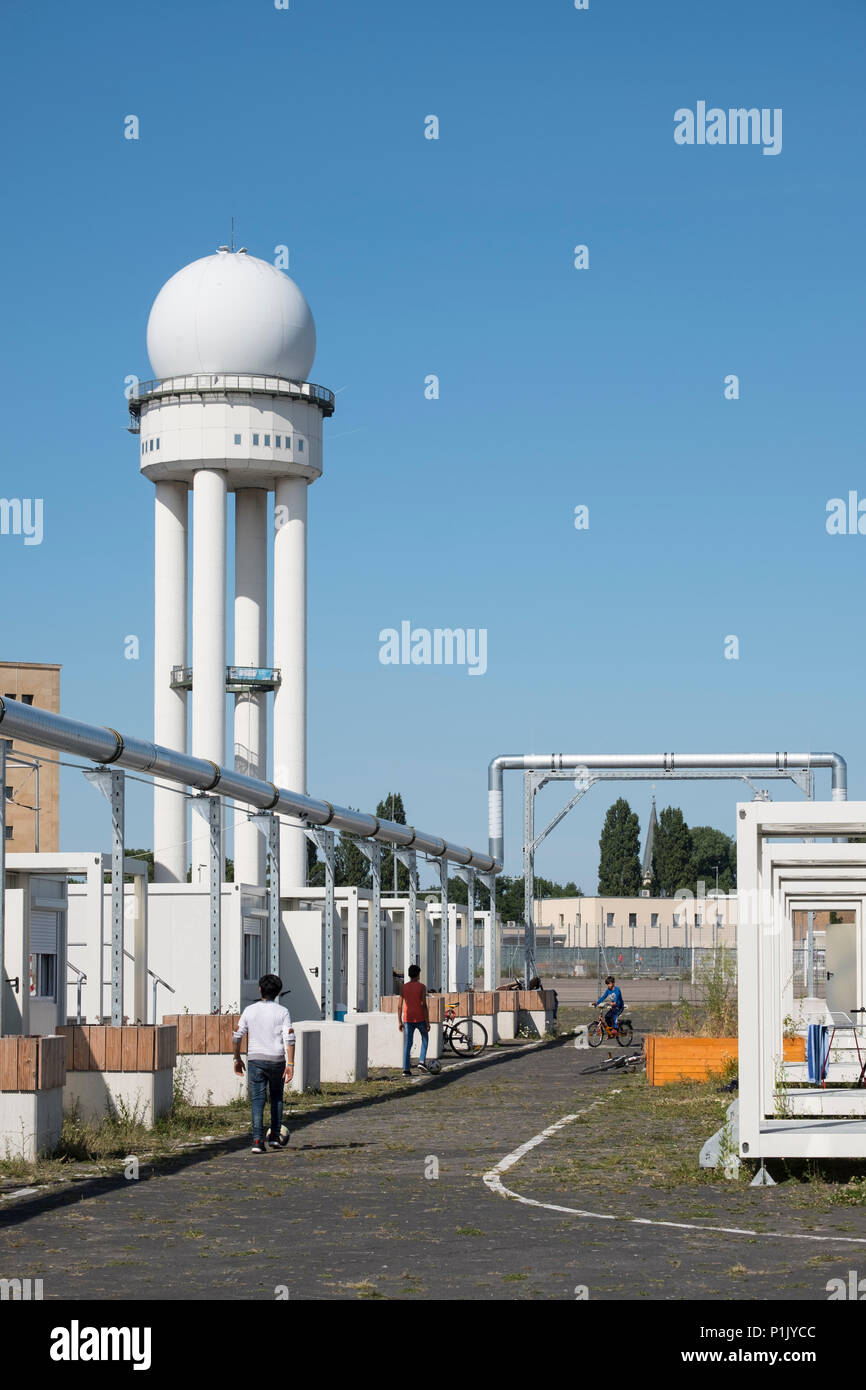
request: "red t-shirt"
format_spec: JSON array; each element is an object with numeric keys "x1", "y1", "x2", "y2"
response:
[{"x1": 401, "y1": 980, "x2": 427, "y2": 1022}]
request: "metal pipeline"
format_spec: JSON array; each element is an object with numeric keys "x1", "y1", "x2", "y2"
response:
[
  {"x1": 0, "y1": 698, "x2": 499, "y2": 875},
  {"x1": 487, "y1": 750, "x2": 848, "y2": 864}
]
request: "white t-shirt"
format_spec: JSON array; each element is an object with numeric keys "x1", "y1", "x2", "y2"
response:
[{"x1": 233, "y1": 999, "x2": 295, "y2": 1062}]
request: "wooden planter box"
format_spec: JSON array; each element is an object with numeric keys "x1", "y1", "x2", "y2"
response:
[
  {"x1": 58, "y1": 1024, "x2": 178, "y2": 1073},
  {"x1": 442, "y1": 992, "x2": 474, "y2": 1015},
  {"x1": 473, "y1": 992, "x2": 495, "y2": 1015},
  {"x1": 0, "y1": 1035, "x2": 67, "y2": 1091},
  {"x1": 162, "y1": 1014, "x2": 245, "y2": 1055},
  {"x1": 646, "y1": 1034, "x2": 806, "y2": 1086}
]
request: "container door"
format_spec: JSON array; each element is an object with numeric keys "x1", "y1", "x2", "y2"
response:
[{"x1": 826, "y1": 920, "x2": 858, "y2": 1014}]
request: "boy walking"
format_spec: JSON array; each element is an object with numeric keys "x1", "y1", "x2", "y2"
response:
[
  {"x1": 398, "y1": 963, "x2": 430, "y2": 1076},
  {"x1": 233, "y1": 974, "x2": 295, "y2": 1154}
]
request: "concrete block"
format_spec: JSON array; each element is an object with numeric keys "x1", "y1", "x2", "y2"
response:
[
  {"x1": 518, "y1": 1009, "x2": 551, "y2": 1038},
  {"x1": 497, "y1": 1011, "x2": 518, "y2": 1041},
  {"x1": 64, "y1": 1069, "x2": 173, "y2": 1127},
  {"x1": 297, "y1": 1020, "x2": 368, "y2": 1083},
  {"x1": 289, "y1": 1025, "x2": 320, "y2": 1094},
  {"x1": 573, "y1": 1026, "x2": 590, "y2": 1049},
  {"x1": 176, "y1": 1053, "x2": 246, "y2": 1107},
  {"x1": 0, "y1": 1087, "x2": 63, "y2": 1160},
  {"x1": 355, "y1": 1013, "x2": 444, "y2": 1068},
  {"x1": 472, "y1": 1014, "x2": 497, "y2": 1046}
]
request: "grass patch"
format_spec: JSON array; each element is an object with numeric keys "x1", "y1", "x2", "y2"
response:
[{"x1": 529, "y1": 1071, "x2": 866, "y2": 1213}]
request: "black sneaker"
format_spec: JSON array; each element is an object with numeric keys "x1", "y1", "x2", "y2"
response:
[
  {"x1": 267, "y1": 1127, "x2": 290, "y2": 1149},
  {"x1": 251, "y1": 1139, "x2": 266, "y2": 1154},
  {"x1": 402, "y1": 1069, "x2": 411, "y2": 1077}
]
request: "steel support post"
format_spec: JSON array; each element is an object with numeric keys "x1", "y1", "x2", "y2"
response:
[
  {"x1": 307, "y1": 828, "x2": 336, "y2": 1019},
  {"x1": 268, "y1": 815, "x2": 280, "y2": 976},
  {"x1": 454, "y1": 866, "x2": 476, "y2": 989},
  {"x1": 395, "y1": 848, "x2": 418, "y2": 973},
  {"x1": 206, "y1": 796, "x2": 222, "y2": 1013},
  {"x1": 0, "y1": 739, "x2": 7, "y2": 1036},
  {"x1": 807, "y1": 910, "x2": 815, "y2": 996},
  {"x1": 192, "y1": 795, "x2": 223, "y2": 1012},
  {"x1": 357, "y1": 841, "x2": 382, "y2": 1009},
  {"x1": 109, "y1": 770, "x2": 125, "y2": 1026},
  {"x1": 439, "y1": 857, "x2": 450, "y2": 991},
  {"x1": 479, "y1": 872, "x2": 496, "y2": 990},
  {"x1": 523, "y1": 771, "x2": 536, "y2": 986}
]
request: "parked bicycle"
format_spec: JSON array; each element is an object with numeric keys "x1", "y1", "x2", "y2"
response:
[
  {"x1": 588, "y1": 1005, "x2": 633, "y2": 1048},
  {"x1": 581, "y1": 1046, "x2": 645, "y2": 1076},
  {"x1": 443, "y1": 1003, "x2": 488, "y2": 1056}
]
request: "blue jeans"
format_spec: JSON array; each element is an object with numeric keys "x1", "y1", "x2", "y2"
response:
[
  {"x1": 402, "y1": 1022, "x2": 428, "y2": 1071},
  {"x1": 248, "y1": 1058, "x2": 285, "y2": 1142}
]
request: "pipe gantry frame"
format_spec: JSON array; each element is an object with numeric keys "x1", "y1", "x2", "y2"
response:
[
  {"x1": 487, "y1": 751, "x2": 848, "y2": 983},
  {"x1": 0, "y1": 698, "x2": 502, "y2": 1029}
]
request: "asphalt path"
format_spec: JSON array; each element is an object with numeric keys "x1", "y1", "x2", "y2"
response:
[{"x1": 2, "y1": 1038, "x2": 865, "y2": 1301}]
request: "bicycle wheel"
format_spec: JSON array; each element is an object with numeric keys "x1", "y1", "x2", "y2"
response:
[
  {"x1": 587, "y1": 1021, "x2": 605, "y2": 1047},
  {"x1": 580, "y1": 1054, "x2": 619, "y2": 1075},
  {"x1": 616, "y1": 1021, "x2": 634, "y2": 1047},
  {"x1": 448, "y1": 1018, "x2": 488, "y2": 1056}
]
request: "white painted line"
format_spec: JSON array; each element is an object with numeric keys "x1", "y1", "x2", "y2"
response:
[{"x1": 483, "y1": 1098, "x2": 866, "y2": 1246}]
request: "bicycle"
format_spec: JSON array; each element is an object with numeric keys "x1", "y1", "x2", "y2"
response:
[
  {"x1": 443, "y1": 1004, "x2": 488, "y2": 1056},
  {"x1": 581, "y1": 1047, "x2": 645, "y2": 1076},
  {"x1": 587, "y1": 1006, "x2": 633, "y2": 1048}
]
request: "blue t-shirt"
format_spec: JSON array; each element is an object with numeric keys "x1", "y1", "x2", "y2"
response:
[{"x1": 597, "y1": 985, "x2": 623, "y2": 1011}]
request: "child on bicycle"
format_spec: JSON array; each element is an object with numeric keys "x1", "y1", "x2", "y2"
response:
[{"x1": 594, "y1": 975, "x2": 624, "y2": 1033}]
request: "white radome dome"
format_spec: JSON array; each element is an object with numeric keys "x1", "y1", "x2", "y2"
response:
[{"x1": 146, "y1": 249, "x2": 316, "y2": 381}]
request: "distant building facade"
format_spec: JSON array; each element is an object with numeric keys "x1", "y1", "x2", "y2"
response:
[
  {"x1": 0, "y1": 662, "x2": 61, "y2": 852},
  {"x1": 525, "y1": 893, "x2": 738, "y2": 950}
]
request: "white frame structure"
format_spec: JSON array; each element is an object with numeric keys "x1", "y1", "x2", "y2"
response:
[{"x1": 738, "y1": 802, "x2": 866, "y2": 1159}]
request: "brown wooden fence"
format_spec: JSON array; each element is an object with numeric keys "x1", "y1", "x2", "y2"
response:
[
  {"x1": 162, "y1": 1015, "x2": 246, "y2": 1055},
  {"x1": 0, "y1": 1035, "x2": 68, "y2": 1091},
  {"x1": 57, "y1": 1024, "x2": 178, "y2": 1073}
]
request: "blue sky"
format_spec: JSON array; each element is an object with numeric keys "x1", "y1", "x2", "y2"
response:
[{"x1": 0, "y1": 0, "x2": 864, "y2": 891}]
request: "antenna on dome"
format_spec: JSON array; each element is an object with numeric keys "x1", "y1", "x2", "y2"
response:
[{"x1": 231, "y1": 216, "x2": 236, "y2": 252}]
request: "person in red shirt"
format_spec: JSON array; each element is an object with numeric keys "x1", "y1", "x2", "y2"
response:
[{"x1": 398, "y1": 964, "x2": 430, "y2": 1076}]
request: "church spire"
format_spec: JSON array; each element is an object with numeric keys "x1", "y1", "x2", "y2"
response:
[{"x1": 642, "y1": 795, "x2": 658, "y2": 888}]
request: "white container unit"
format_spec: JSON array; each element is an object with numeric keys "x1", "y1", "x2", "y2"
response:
[{"x1": 737, "y1": 804, "x2": 866, "y2": 1160}]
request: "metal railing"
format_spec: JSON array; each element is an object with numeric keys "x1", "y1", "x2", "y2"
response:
[
  {"x1": 68, "y1": 960, "x2": 87, "y2": 1024},
  {"x1": 170, "y1": 665, "x2": 282, "y2": 693},
  {"x1": 127, "y1": 373, "x2": 336, "y2": 422}
]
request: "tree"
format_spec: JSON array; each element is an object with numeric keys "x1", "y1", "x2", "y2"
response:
[
  {"x1": 376, "y1": 792, "x2": 409, "y2": 894},
  {"x1": 597, "y1": 798, "x2": 642, "y2": 895},
  {"x1": 445, "y1": 874, "x2": 579, "y2": 918},
  {"x1": 685, "y1": 825, "x2": 736, "y2": 895},
  {"x1": 652, "y1": 807, "x2": 692, "y2": 896},
  {"x1": 126, "y1": 848, "x2": 154, "y2": 883},
  {"x1": 336, "y1": 827, "x2": 372, "y2": 888}
]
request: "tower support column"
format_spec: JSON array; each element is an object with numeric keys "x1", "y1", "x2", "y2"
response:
[
  {"x1": 273, "y1": 476, "x2": 308, "y2": 887},
  {"x1": 233, "y1": 488, "x2": 268, "y2": 887},
  {"x1": 153, "y1": 481, "x2": 188, "y2": 883},
  {"x1": 191, "y1": 468, "x2": 227, "y2": 882}
]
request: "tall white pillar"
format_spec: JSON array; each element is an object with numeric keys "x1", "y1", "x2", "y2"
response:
[
  {"x1": 153, "y1": 481, "x2": 188, "y2": 883},
  {"x1": 233, "y1": 488, "x2": 268, "y2": 886},
  {"x1": 191, "y1": 468, "x2": 227, "y2": 883},
  {"x1": 273, "y1": 476, "x2": 308, "y2": 886}
]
